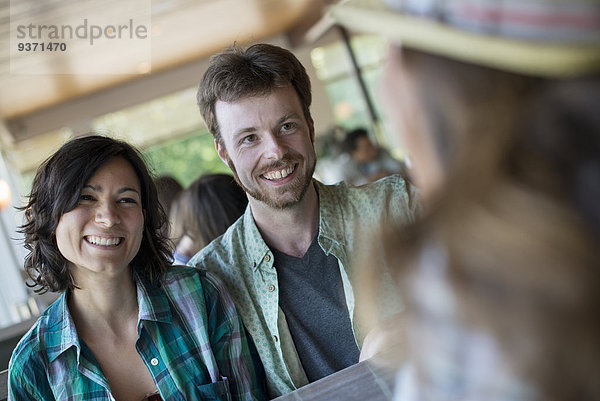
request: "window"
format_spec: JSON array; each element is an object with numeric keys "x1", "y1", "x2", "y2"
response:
[
  {"x1": 310, "y1": 34, "x2": 406, "y2": 184},
  {"x1": 311, "y1": 35, "x2": 388, "y2": 135},
  {"x1": 92, "y1": 87, "x2": 228, "y2": 185}
]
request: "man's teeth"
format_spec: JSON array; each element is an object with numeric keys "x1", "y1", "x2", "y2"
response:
[
  {"x1": 264, "y1": 166, "x2": 294, "y2": 180},
  {"x1": 86, "y1": 236, "x2": 121, "y2": 246}
]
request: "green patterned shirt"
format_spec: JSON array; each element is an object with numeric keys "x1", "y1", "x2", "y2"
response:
[
  {"x1": 8, "y1": 268, "x2": 267, "y2": 401},
  {"x1": 189, "y1": 175, "x2": 418, "y2": 398}
]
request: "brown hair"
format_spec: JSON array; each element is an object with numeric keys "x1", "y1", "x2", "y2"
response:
[
  {"x1": 170, "y1": 174, "x2": 247, "y2": 253},
  {"x1": 154, "y1": 175, "x2": 183, "y2": 219},
  {"x1": 197, "y1": 43, "x2": 313, "y2": 146}
]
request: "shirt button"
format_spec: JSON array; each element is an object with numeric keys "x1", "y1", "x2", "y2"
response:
[
  {"x1": 150, "y1": 358, "x2": 159, "y2": 366},
  {"x1": 268, "y1": 284, "x2": 275, "y2": 292},
  {"x1": 264, "y1": 254, "x2": 271, "y2": 262},
  {"x1": 273, "y1": 335, "x2": 278, "y2": 343}
]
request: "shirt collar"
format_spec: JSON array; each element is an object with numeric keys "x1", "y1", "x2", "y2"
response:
[
  {"x1": 45, "y1": 273, "x2": 173, "y2": 363},
  {"x1": 243, "y1": 180, "x2": 347, "y2": 269},
  {"x1": 314, "y1": 180, "x2": 346, "y2": 253},
  {"x1": 135, "y1": 272, "x2": 173, "y2": 324},
  {"x1": 46, "y1": 292, "x2": 80, "y2": 363},
  {"x1": 241, "y1": 205, "x2": 273, "y2": 273}
]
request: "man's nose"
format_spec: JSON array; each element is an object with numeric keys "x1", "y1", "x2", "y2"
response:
[{"x1": 262, "y1": 132, "x2": 286, "y2": 160}]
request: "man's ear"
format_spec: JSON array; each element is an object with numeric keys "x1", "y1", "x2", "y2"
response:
[{"x1": 215, "y1": 139, "x2": 228, "y2": 164}]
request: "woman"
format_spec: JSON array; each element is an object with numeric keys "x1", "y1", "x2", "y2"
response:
[
  {"x1": 169, "y1": 174, "x2": 247, "y2": 265},
  {"x1": 332, "y1": 0, "x2": 600, "y2": 400},
  {"x1": 9, "y1": 135, "x2": 266, "y2": 401}
]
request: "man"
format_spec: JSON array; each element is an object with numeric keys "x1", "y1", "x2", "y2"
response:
[
  {"x1": 342, "y1": 127, "x2": 408, "y2": 186},
  {"x1": 191, "y1": 43, "x2": 418, "y2": 398}
]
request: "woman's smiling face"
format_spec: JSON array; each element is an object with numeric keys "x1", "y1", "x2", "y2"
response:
[{"x1": 55, "y1": 157, "x2": 144, "y2": 284}]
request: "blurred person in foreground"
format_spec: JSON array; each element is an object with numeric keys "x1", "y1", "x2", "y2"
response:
[
  {"x1": 9, "y1": 135, "x2": 266, "y2": 401},
  {"x1": 332, "y1": 0, "x2": 600, "y2": 400},
  {"x1": 192, "y1": 43, "x2": 419, "y2": 397},
  {"x1": 169, "y1": 173, "x2": 247, "y2": 265},
  {"x1": 342, "y1": 127, "x2": 407, "y2": 186}
]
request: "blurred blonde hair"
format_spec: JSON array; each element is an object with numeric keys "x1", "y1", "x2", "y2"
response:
[{"x1": 364, "y1": 48, "x2": 600, "y2": 399}]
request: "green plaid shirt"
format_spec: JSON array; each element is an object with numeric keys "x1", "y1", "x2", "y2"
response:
[
  {"x1": 189, "y1": 176, "x2": 418, "y2": 397},
  {"x1": 8, "y1": 267, "x2": 267, "y2": 401}
]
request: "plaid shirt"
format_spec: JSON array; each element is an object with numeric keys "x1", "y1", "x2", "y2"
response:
[{"x1": 8, "y1": 267, "x2": 267, "y2": 401}]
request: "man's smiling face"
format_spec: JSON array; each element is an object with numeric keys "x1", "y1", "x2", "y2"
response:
[{"x1": 215, "y1": 85, "x2": 316, "y2": 209}]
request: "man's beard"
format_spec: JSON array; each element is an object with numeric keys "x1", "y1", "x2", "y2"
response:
[{"x1": 227, "y1": 154, "x2": 316, "y2": 209}]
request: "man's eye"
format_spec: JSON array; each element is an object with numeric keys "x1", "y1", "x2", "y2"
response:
[{"x1": 242, "y1": 134, "x2": 257, "y2": 143}]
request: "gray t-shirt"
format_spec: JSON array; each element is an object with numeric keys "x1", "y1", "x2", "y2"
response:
[{"x1": 270, "y1": 234, "x2": 360, "y2": 382}]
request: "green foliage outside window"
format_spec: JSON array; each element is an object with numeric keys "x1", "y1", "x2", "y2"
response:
[{"x1": 143, "y1": 130, "x2": 231, "y2": 188}]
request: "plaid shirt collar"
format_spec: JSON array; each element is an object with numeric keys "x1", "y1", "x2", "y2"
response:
[{"x1": 45, "y1": 272, "x2": 173, "y2": 363}]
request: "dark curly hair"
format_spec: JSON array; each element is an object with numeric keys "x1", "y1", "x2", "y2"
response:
[
  {"x1": 19, "y1": 134, "x2": 173, "y2": 293},
  {"x1": 197, "y1": 43, "x2": 313, "y2": 146}
]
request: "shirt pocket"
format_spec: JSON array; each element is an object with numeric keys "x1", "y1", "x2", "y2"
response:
[{"x1": 189, "y1": 377, "x2": 232, "y2": 401}]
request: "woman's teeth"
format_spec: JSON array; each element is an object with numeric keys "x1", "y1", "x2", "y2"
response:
[{"x1": 85, "y1": 236, "x2": 122, "y2": 246}]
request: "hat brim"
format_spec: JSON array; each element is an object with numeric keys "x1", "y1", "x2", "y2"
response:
[{"x1": 330, "y1": 0, "x2": 600, "y2": 78}]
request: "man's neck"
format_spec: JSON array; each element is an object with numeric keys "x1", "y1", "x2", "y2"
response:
[{"x1": 250, "y1": 182, "x2": 319, "y2": 258}]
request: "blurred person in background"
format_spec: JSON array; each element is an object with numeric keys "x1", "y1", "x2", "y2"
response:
[
  {"x1": 9, "y1": 135, "x2": 266, "y2": 401},
  {"x1": 155, "y1": 175, "x2": 183, "y2": 218},
  {"x1": 154, "y1": 175, "x2": 183, "y2": 237},
  {"x1": 170, "y1": 173, "x2": 247, "y2": 265},
  {"x1": 332, "y1": 0, "x2": 600, "y2": 400},
  {"x1": 341, "y1": 127, "x2": 407, "y2": 186}
]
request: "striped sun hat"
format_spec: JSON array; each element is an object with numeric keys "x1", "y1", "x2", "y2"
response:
[{"x1": 330, "y1": 0, "x2": 600, "y2": 77}]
